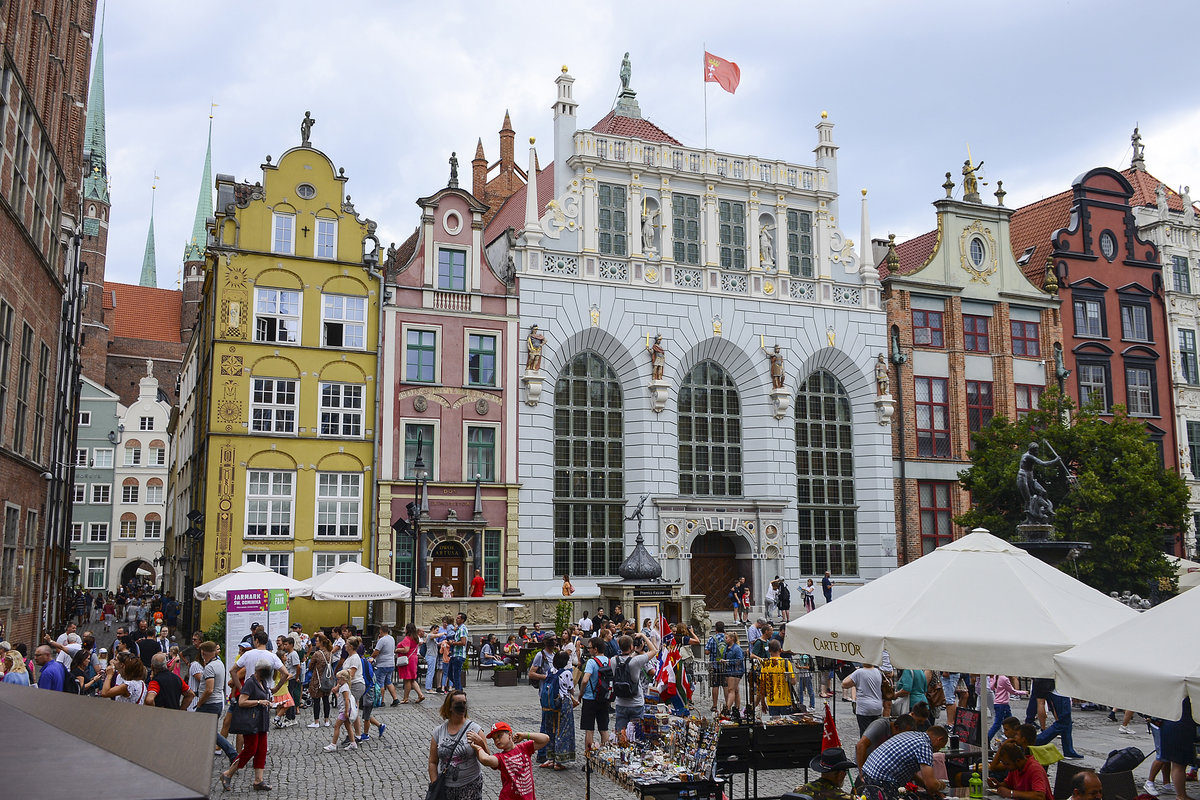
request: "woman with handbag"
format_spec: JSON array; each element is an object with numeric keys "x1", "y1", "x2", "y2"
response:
[
  {"x1": 398, "y1": 622, "x2": 426, "y2": 704},
  {"x1": 219, "y1": 661, "x2": 275, "y2": 792},
  {"x1": 427, "y1": 689, "x2": 486, "y2": 800},
  {"x1": 307, "y1": 634, "x2": 333, "y2": 727}
]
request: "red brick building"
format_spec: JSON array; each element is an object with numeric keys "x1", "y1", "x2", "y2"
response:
[{"x1": 0, "y1": 1, "x2": 97, "y2": 643}]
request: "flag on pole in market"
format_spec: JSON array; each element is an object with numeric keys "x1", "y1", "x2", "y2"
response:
[
  {"x1": 704, "y1": 51, "x2": 741, "y2": 94},
  {"x1": 821, "y1": 702, "x2": 841, "y2": 750}
]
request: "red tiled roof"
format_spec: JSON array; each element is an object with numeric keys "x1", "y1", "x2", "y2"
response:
[
  {"x1": 877, "y1": 227, "x2": 940, "y2": 279},
  {"x1": 103, "y1": 282, "x2": 182, "y2": 343},
  {"x1": 1008, "y1": 188, "x2": 1074, "y2": 285},
  {"x1": 483, "y1": 163, "x2": 555, "y2": 245},
  {"x1": 1123, "y1": 167, "x2": 1198, "y2": 214},
  {"x1": 590, "y1": 111, "x2": 682, "y2": 145}
]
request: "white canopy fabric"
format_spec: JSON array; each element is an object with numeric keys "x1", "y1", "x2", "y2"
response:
[
  {"x1": 1054, "y1": 588, "x2": 1200, "y2": 720},
  {"x1": 192, "y1": 561, "x2": 314, "y2": 602},
  {"x1": 302, "y1": 561, "x2": 411, "y2": 601},
  {"x1": 784, "y1": 529, "x2": 1138, "y2": 678}
]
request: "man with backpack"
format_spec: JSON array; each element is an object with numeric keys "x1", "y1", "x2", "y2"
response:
[
  {"x1": 705, "y1": 621, "x2": 727, "y2": 714},
  {"x1": 578, "y1": 636, "x2": 611, "y2": 754},
  {"x1": 611, "y1": 633, "x2": 657, "y2": 736},
  {"x1": 777, "y1": 577, "x2": 792, "y2": 623}
]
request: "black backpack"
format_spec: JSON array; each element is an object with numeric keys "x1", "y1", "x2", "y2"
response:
[
  {"x1": 606, "y1": 655, "x2": 638, "y2": 700},
  {"x1": 778, "y1": 583, "x2": 790, "y2": 604},
  {"x1": 1100, "y1": 746, "x2": 1146, "y2": 774},
  {"x1": 589, "y1": 657, "x2": 614, "y2": 702}
]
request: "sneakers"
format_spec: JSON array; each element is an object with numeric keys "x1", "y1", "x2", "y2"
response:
[
  {"x1": 1143, "y1": 781, "x2": 1161, "y2": 797},
  {"x1": 346, "y1": 741, "x2": 358, "y2": 750},
  {"x1": 390, "y1": 699, "x2": 400, "y2": 707},
  {"x1": 323, "y1": 743, "x2": 338, "y2": 752},
  {"x1": 1118, "y1": 725, "x2": 1134, "y2": 735},
  {"x1": 357, "y1": 733, "x2": 369, "y2": 743},
  {"x1": 322, "y1": 721, "x2": 331, "y2": 727},
  {"x1": 307, "y1": 722, "x2": 321, "y2": 728},
  {"x1": 378, "y1": 724, "x2": 386, "y2": 739}
]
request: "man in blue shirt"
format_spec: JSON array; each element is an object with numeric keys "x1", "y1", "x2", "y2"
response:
[
  {"x1": 578, "y1": 637, "x2": 610, "y2": 753},
  {"x1": 34, "y1": 645, "x2": 68, "y2": 691},
  {"x1": 449, "y1": 612, "x2": 468, "y2": 692}
]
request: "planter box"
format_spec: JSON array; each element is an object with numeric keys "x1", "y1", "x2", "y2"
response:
[{"x1": 493, "y1": 670, "x2": 518, "y2": 687}]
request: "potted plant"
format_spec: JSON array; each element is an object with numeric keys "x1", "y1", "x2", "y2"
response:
[{"x1": 492, "y1": 664, "x2": 518, "y2": 687}]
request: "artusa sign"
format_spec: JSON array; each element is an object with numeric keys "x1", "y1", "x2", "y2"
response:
[{"x1": 810, "y1": 631, "x2": 864, "y2": 658}]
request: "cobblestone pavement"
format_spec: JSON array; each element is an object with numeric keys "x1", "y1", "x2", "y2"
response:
[{"x1": 208, "y1": 673, "x2": 1169, "y2": 799}]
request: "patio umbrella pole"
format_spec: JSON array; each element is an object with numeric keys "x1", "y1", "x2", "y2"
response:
[{"x1": 979, "y1": 675, "x2": 989, "y2": 792}]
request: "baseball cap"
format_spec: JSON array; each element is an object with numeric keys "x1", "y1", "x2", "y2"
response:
[
  {"x1": 99, "y1": 648, "x2": 107, "y2": 653},
  {"x1": 485, "y1": 722, "x2": 513, "y2": 740},
  {"x1": 291, "y1": 623, "x2": 302, "y2": 629}
]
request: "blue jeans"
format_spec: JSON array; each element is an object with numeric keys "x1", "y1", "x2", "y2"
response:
[
  {"x1": 614, "y1": 703, "x2": 644, "y2": 734},
  {"x1": 198, "y1": 703, "x2": 237, "y2": 761},
  {"x1": 987, "y1": 702, "x2": 1012, "y2": 743},
  {"x1": 1035, "y1": 695, "x2": 1079, "y2": 756},
  {"x1": 425, "y1": 653, "x2": 438, "y2": 690},
  {"x1": 448, "y1": 655, "x2": 464, "y2": 691},
  {"x1": 799, "y1": 674, "x2": 816, "y2": 707}
]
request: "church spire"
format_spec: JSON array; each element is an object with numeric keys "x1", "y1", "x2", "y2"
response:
[
  {"x1": 82, "y1": 30, "x2": 108, "y2": 203},
  {"x1": 183, "y1": 116, "x2": 214, "y2": 263},
  {"x1": 139, "y1": 178, "x2": 157, "y2": 287}
]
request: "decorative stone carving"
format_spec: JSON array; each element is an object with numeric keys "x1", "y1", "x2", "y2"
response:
[
  {"x1": 769, "y1": 387, "x2": 791, "y2": 420},
  {"x1": 522, "y1": 372, "x2": 545, "y2": 407},
  {"x1": 689, "y1": 599, "x2": 711, "y2": 639},
  {"x1": 539, "y1": 182, "x2": 582, "y2": 239},
  {"x1": 413, "y1": 395, "x2": 428, "y2": 413},
  {"x1": 875, "y1": 394, "x2": 895, "y2": 426},
  {"x1": 475, "y1": 398, "x2": 489, "y2": 415}
]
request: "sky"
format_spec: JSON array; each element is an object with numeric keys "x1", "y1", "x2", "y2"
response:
[{"x1": 98, "y1": 0, "x2": 1200, "y2": 288}]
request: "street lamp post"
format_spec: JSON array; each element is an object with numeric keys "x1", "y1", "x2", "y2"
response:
[{"x1": 409, "y1": 436, "x2": 427, "y2": 624}]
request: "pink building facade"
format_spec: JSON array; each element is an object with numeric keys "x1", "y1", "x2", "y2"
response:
[{"x1": 378, "y1": 178, "x2": 520, "y2": 604}]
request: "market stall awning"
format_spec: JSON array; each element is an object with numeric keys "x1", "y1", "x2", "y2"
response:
[
  {"x1": 302, "y1": 561, "x2": 411, "y2": 601},
  {"x1": 784, "y1": 529, "x2": 1137, "y2": 678},
  {"x1": 1054, "y1": 587, "x2": 1200, "y2": 720},
  {"x1": 192, "y1": 561, "x2": 314, "y2": 601},
  {"x1": 0, "y1": 682, "x2": 214, "y2": 798}
]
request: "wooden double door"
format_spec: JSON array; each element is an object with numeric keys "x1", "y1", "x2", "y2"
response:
[
  {"x1": 689, "y1": 531, "x2": 750, "y2": 610},
  {"x1": 430, "y1": 540, "x2": 467, "y2": 597}
]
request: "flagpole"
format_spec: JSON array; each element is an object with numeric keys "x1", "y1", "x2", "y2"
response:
[{"x1": 702, "y1": 43, "x2": 709, "y2": 151}]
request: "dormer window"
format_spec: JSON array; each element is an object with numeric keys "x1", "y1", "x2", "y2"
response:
[
  {"x1": 315, "y1": 217, "x2": 337, "y2": 259},
  {"x1": 272, "y1": 212, "x2": 295, "y2": 255},
  {"x1": 437, "y1": 249, "x2": 467, "y2": 292}
]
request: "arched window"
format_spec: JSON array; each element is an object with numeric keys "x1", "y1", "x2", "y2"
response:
[
  {"x1": 796, "y1": 370, "x2": 857, "y2": 575},
  {"x1": 553, "y1": 352, "x2": 623, "y2": 577},
  {"x1": 679, "y1": 360, "x2": 741, "y2": 496}
]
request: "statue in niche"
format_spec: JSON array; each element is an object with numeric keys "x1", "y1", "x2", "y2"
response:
[
  {"x1": 525, "y1": 324, "x2": 545, "y2": 372},
  {"x1": 875, "y1": 354, "x2": 889, "y2": 396},
  {"x1": 759, "y1": 223, "x2": 776, "y2": 267},
  {"x1": 619, "y1": 52, "x2": 632, "y2": 92},
  {"x1": 300, "y1": 111, "x2": 316, "y2": 147},
  {"x1": 648, "y1": 334, "x2": 666, "y2": 381},
  {"x1": 962, "y1": 157, "x2": 984, "y2": 198},
  {"x1": 641, "y1": 207, "x2": 659, "y2": 253},
  {"x1": 766, "y1": 344, "x2": 785, "y2": 389}
]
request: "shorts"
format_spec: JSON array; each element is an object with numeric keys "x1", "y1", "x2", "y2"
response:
[
  {"x1": 376, "y1": 667, "x2": 394, "y2": 687},
  {"x1": 580, "y1": 698, "x2": 610, "y2": 731},
  {"x1": 940, "y1": 674, "x2": 960, "y2": 702}
]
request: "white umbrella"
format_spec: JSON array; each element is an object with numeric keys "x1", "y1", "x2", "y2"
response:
[
  {"x1": 1054, "y1": 588, "x2": 1200, "y2": 720},
  {"x1": 785, "y1": 529, "x2": 1137, "y2": 677},
  {"x1": 303, "y1": 561, "x2": 411, "y2": 601},
  {"x1": 192, "y1": 561, "x2": 314, "y2": 601}
]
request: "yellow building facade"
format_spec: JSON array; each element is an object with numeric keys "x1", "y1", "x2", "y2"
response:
[{"x1": 192, "y1": 136, "x2": 381, "y2": 630}]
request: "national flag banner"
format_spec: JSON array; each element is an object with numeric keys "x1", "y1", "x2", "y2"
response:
[
  {"x1": 821, "y1": 702, "x2": 841, "y2": 750},
  {"x1": 704, "y1": 51, "x2": 741, "y2": 94}
]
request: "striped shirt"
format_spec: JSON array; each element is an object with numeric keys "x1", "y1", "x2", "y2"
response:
[{"x1": 862, "y1": 731, "x2": 934, "y2": 787}]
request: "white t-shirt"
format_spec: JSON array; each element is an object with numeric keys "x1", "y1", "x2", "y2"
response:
[
  {"x1": 337, "y1": 682, "x2": 357, "y2": 719},
  {"x1": 118, "y1": 679, "x2": 147, "y2": 705},
  {"x1": 236, "y1": 648, "x2": 284, "y2": 677},
  {"x1": 57, "y1": 641, "x2": 81, "y2": 667},
  {"x1": 578, "y1": 617, "x2": 594, "y2": 633},
  {"x1": 343, "y1": 653, "x2": 364, "y2": 687}
]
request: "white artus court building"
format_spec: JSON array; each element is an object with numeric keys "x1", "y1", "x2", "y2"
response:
[{"x1": 484, "y1": 62, "x2": 897, "y2": 608}]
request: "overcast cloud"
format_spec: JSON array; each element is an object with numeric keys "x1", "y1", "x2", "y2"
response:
[{"x1": 99, "y1": 0, "x2": 1200, "y2": 287}]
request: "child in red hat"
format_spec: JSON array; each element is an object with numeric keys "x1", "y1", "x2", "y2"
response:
[{"x1": 469, "y1": 722, "x2": 550, "y2": 800}]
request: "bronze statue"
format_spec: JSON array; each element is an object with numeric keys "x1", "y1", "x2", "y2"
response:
[
  {"x1": 649, "y1": 334, "x2": 666, "y2": 381},
  {"x1": 1017, "y1": 441, "x2": 1063, "y2": 524},
  {"x1": 448, "y1": 152, "x2": 459, "y2": 188},
  {"x1": 525, "y1": 324, "x2": 545, "y2": 372},
  {"x1": 300, "y1": 111, "x2": 316, "y2": 147},
  {"x1": 767, "y1": 344, "x2": 785, "y2": 389},
  {"x1": 875, "y1": 353, "x2": 889, "y2": 396},
  {"x1": 962, "y1": 157, "x2": 984, "y2": 197}
]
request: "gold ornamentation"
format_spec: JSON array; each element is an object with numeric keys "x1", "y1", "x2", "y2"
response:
[
  {"x1": 589, "y1": 304, "x2": 600, "y2": 327},
  {"x1": 216, "y1": 442, "x2": 235, "y2": 574},
  {"x1": 645, "y1": 267, "x2": 658, "y2": 283},
  {"x1": 712, "y1": 315, "x2": 722, "y2": 336},
  {"x1": 958, "y1": 219, "x2": 999, "y2": 283},
  {"x1": 216, "y1": 380, "x2": 241, "y2": 423},
  {"x1": 220, "y1": 354, "x2": 243, "y2": 376},
  {"x1": 763, "y1": 279, "x2": 775, "y2": 295},
  {"x1": 826, "y1": 326, "x2": 836, "y2": 347}
]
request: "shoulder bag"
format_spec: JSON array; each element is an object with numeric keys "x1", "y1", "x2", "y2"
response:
[
  {"x1": 426, "y1": 723, "x2": 471, "y2": 800},
  {"x1": 228, "y1": 679, "x2": 267, "y2": 735}
]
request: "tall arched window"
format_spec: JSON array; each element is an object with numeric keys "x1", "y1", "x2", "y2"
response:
[
  {"x1": 553, "y1": 352, "x2": 624, "y2": 577},
  {"x1": 796, "y1": 370, "x2": 857, "y2": 575},
  {"x1": 679, "y1": 360, "x2": 742, "y2": 496}
]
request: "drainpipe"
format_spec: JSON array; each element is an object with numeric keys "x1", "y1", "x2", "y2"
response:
[
  {"x1": 891, "y1": 325, "x2": 909, "y2": 565},
  {"x1": 364, "y1": 238, "x2": 383, "y2": 625}
]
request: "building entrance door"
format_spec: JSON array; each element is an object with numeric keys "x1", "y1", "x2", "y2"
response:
[
  {"x1": 689, "y1": 531, "x2": 744, "y2": 610},
  {"x1": 430, "y1": 540, "x2": 467, "y2": 598}
]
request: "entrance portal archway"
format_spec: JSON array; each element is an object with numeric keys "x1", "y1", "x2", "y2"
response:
[
  {"x1": 120, "y1": 559, "x2": 156, "y2": 588},
  {"x1": 689, "y1": 531, "x2": 749, "y2": 610},
  {"x1": 430, "y1": 540, "x2": 467, "y2": 598}
]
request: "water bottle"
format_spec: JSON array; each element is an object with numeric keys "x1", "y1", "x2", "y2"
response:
[{"x1": 969, "y1": 772, "x2": 983, "y2": 799}]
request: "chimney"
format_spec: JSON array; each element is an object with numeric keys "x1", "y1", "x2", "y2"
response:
[
  {"x1": 553, "y1": 66, "x2": 577, "y2": 207},
  {"x1": 499, "y1": 110, "x2": 515, "y2": 172},
  {"x1": 472, "y1": 138, "x2": 487, "y2": 199}
]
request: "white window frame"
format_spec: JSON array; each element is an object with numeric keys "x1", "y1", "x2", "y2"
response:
[
  {"x1": 87, "y1": 522, "x2": 108, "y2": 543},
  {"x1": 400, "y1": 323, "x2": 442, "y2": 384},
  {"x1": 1126, "y1": 366, "x2": 1154, "y2": 416},
  {"x1": 70, "y1": 522, "x2": 83, "y2": 543},
  {"x1": 320, "y1": 294, "x2": 366, "y2": 350},
  {"x1": 245, "y1": 470, "x2": 295, "y2": 539},
  {"x1": 118, "y1": 517, "x2": 137, "y2": 540},
  {"x1": 253, "y1": 287, "x2": 302, "y2": 345},
  {"x1": 315, "y1": 216, "x2": 337, "y2": 260},
  {"x1": 146, "y1": 483, "x2": 164, "y2": 504},
  {"x1": 71, "y1": 483, "x2": 85, "y2": 503},
  {"x1": 250, "y1": 377, "x2": 298, "y2": 434},
  {"x1": 85, "y1": 557, "x2": 106, "y2": 589},
  {"x1": 402, "y1": 418, "x2": 439, "y2": 480},
  {"x1": 143, "y1": 518, "x2": 162, "y2": 540},
  {"x1": 78, "y1": 410, "x2": 91, "y2": 426},
  {"x1": 318, "y1": 381, "x2": 364, "y2": 438},
  {"x1": 463, "y1": 328, "x2": 501, "y2": 388},
  {"x1": 139, "y1": 416, "x2": 154, "y2": 431},
  {"x1": 150, "y1": 446, "x2": 166, "y2": 466},
  {"x1": 92, "y1": 448, "x2": 113, "y2": 468},
  {"x1": 124, "y1": 445, "x2": 141, "y2": 466},
  {"x1": 272, "y1": 211, "x2": 295, "y2": 255},
  {"x1": 463, "y1": 421, "x2": 500, "y2": 482},
  {"x1": 313, "y1": 551, "x2": 360, "y2": 576},
  {"x1": 121, "y1": 483, "x2": 139, "y2": 504},
  {"x1": 243, "y1": 551, "x2": 292, "y2": 577},
  {"x1": 90, "y1": 484, "x2": 111, "y2": 504},
  {"x1": 315, "y1": 472, "x2": 362, "y2": 539},
  {"x1": 74, "y1": 447, "x2": 88, "y2": 467}
]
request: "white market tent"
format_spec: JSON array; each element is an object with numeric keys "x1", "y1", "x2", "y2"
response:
[
  {"x1": 192, "y1": 561, "x2": 314, "y2": 601},
  {"x1": 1054, "y1": 587, "x2": 1200, "y2": 720},
  {"x1": 301, "y1": 561, "x2": 411, "y2": 601}
]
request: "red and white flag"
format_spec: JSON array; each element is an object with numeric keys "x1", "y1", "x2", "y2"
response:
[
  {"x1": 704, "y1": 51, "x2": 741, "y2": 94},
  {"x1": 821, "y1": 702, "x2": 841, "y2": 750}
]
